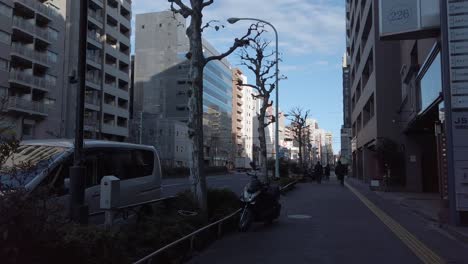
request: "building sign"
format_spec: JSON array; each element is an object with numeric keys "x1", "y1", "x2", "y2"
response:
[
  {"x1": 351, "y1": 138, "x2": 357, "y2": 152},
  {"x1": 379, "y1": 0, "x2": 440, "y2": 39},
  {"x1": 447, "y1": 0, "x2": 468, "y2": 211}
]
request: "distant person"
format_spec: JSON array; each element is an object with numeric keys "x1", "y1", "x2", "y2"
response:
[
  {"x1": 314, "y1": 161, "x2": 323, "y2": 184},
  {"x1": 324, "y1": 164, "x2": 331, "y2": 180},
  {"x1": 335, "y1": 161, "x2": 346, "y2": 186}
]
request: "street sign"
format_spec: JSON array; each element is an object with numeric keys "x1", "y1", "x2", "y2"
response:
[
  {"x1": 446, "y1": 0, "x2": 468, "y2": 211},
  {"x1": 379, "y1": 0, "x2": 440, "y2": 39}
]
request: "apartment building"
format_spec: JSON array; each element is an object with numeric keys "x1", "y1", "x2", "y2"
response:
[
  {"x1": 60, "y1": 0, "x2": 132, "y2": 141},
  {"x1": 134, "y1": 11, "x2": 233, "y2": 167},
  {"x1": 232, "y1": 68, "x2": 255, "y2": 168},
  {"x1": 346, "y1": 0, "x2": 401, "y2": 182},
  {"x1": 0, "y1": 0, "x2": 65, "y2": 139}
]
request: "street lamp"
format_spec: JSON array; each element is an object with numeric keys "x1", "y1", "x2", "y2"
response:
[{"x1": 228, "y1": 17, "x2": 280, "y2": 179}]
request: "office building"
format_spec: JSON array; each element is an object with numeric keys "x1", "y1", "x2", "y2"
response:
[
  {"x1": 134, "y1": 11, "x2": 233, "y2": 167},
  {"x1": 346, "y1": 0, "x2": 401, "y2": 182}
]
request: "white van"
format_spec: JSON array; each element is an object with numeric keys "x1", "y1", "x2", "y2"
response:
[{"x1": 0, "y1": 139, "x2": 162, "y2": 213}]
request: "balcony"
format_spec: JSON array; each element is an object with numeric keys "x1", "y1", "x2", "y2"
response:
[
  {"x1": 86, "y1": 53, "x2": 101, "y2": 67},
  {"x1": 34, "y1": 26, "x2": 51, "y2": 43},
  {"x1": 88, "y1": 9, "x2": 104, "y2": 27},
  {"x1": 12, "y1": 17, "x2": 35, "y2": 38},
  {"x1": 84, "y1": 118, "x2": 99, "y2": 132},
  {"x1": 86, "y1": 74, "x2": 101, "y2": 90},
  {"x1": 85, "y1": 94, "x2": 100, "y2": 106},
  {"x1": 9, "y1": 71, "x2": 52, "y2": 92},
  {"x1": 15, "y1": 0, "x2": 55, "y2": 20},
  {"x1": 87, "y1": 31, "x2": 103, "y2": 47},
  {"x1": 11, "y1": 43, "x2": 52, "y2": 67},
  {"x1": 7, "y1": 96, "x2": 47, "y2": 117}
]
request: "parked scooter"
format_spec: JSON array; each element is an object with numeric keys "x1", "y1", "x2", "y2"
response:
[{"x1": 239, "y1": 164, "x2": 281, "y2": 232}]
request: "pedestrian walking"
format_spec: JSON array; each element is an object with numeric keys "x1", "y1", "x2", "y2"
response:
[
  {"x1": 324, "y1": 164, "x2": 331, "y2": 181},
  {"x1": 314, "y1": 161, "x2": 323, "y2": 184},
  {"x1": 335, "y1": 161, "x2": 346, "y2": 186}
]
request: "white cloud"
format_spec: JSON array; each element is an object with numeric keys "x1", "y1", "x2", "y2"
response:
[{"x1": 131, "y1": 0, "x2": 345, "y2": 56}]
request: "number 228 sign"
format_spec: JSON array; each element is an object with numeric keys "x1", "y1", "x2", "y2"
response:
[
  {"x1": 387, "y1": 5, "x2": 412, "y2": 25},
  {"x1": 379, "y1": 0, "x2": 419, "y2": 37}
]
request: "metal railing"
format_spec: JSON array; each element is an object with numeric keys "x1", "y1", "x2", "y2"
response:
[
  {"x1": 11, "y1": 43, "x2": 52, "y2": 66},
  {"x1": 12, "y1": 16, "x2": 51, "y2": 42},
  {"x1": 12, "y1": 16, "x2": 35, "y2": 34},
  {"x1": 9, "y1": 70, "x2": 53, "y2": 91},
  {"x1": 89, "y1": 196, "x2": 176, "y2": 217},
  {"x1": 86, "y1": 53, "x2": 102, "y2": 64},
  {"x1": 7, "y1": 96, "x2": 47, "y2": 115},
  {"x1": 134, "y1": 208, "x2": 242, "y2": 264},
  {"x1": 88, "y1": 9, "x2": 103, "y2": 23},
  {"x1": 87, "y1": 31, "x2": 102, "y2": 43},
  {"x1": 15, "y1": 0, "x2": 56, "y2": 19}
]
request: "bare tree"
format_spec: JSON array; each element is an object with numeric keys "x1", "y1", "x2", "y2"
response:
[
  {"x1": 169, "y1": 0, "x2": 255, "y2": 211},
  {"x1": 288, "y1": 107, "x2": 310, "y2": 173},
  {"x1": 238, "y1": 32, "x2": 283, "y2": 182}
]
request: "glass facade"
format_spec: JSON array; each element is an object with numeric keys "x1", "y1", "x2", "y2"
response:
[
  {"x1": 420, "y1": 52, "x2": 442, "y2": 113},
  {"x1": 203, "y1": 60, "x2": 233, "y2": 166}
]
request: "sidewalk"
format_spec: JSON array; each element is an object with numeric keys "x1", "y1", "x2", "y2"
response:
[
  {"x1": 346, "y1": 177, "x2": 468, "y2": 244},
  {"x1": 190, "y1": 179, "x2": 424, "y2": 264},
  {"x1": 346, "y1": 177, "x2": 468, "y2": 263}
]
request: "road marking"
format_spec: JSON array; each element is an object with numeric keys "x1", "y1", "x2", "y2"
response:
[
  {"x1": 346, "y1": 183, "x2": 445, "y2": 264},
  {"x1": 288, "y1": 214, "x2": 312, "y2": 219},
  {"x1": 162, "y1": 183, "x2": 191, "y2": 188}
]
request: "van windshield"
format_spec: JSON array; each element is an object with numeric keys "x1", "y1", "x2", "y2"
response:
[{"x1": 0, "y1": 145, "x2": 69, "y2": 189}]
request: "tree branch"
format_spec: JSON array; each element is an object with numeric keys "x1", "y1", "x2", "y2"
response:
[
  {"x1": 169, "y1": 0, "x2": 192, "y2": 18},
  {"x1": 202, "y1": 0, "x2": 214, "y2": 8},
  {"x1": 205, "y1": 23, "x2": 262, "y2": 65}
]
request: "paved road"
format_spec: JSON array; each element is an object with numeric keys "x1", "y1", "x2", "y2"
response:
[
  {"x1": 161, "y1": 173, "x2": 251, "y2": 197},
  {"x1": 189, "y1": 177, "x2": 468, "y2": 264}
]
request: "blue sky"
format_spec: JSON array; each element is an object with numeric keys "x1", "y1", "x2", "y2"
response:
[{"x1": 132, "y1": 0, "x2": 346, "y2": 153}]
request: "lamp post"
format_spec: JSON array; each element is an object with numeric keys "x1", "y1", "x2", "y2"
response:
[{"x1": 228, "y1": 17, "x2": 280, "y2": 179}]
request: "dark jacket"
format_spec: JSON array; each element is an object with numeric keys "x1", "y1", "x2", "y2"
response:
[
  {"x1": 314, "y1": 164, "x2": 323, "y2": 176},
  {"x1": 335, "y1": 164, "x2": 346, "y2": 178}
]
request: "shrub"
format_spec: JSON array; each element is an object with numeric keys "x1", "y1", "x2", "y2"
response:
[{"x1": 207, "y1": 188, "x2": 240, "y2": 221}]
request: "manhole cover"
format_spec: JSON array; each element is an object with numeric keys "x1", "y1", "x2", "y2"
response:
[{"x1": 288, "y1": 214, "x2": 312, "y2": 219}]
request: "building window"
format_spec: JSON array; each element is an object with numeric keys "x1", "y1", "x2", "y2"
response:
[
  {"x1": 48, "y1": 28, "x2": 58, "y2": 41},
  {"x1": 0, "y1": 58, "x2": 8, "y2": 71},
  {"x1": 0, "y1": 30, "x2": 10, "y2": 45},
  {"x1": 363, "y1": 94, "x2": 374, "y2": 126},
  {"x1": 47, "y1": 51, "x2": 58, "y2": 63},
  {"x1": 0, "y1": 2, "x2": 12, "y2": 18},
  {"x1": 418, "y1": 48, "x2": 442, "y2": 113}
]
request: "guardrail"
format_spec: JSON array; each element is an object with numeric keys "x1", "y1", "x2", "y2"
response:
[
  {"x1": 89, "y1": 196, "x2": 176, "y2": 219},
  {"x1": 134, "y1": 208, "x2": 242, "y2": 264},
  {"x1": 280, "y1": 179, "x2": 299, "y2": 193}
]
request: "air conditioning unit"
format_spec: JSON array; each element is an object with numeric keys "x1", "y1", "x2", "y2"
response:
[{"x1": 379, "y1": 0, "x2": 440, "y2": 40}]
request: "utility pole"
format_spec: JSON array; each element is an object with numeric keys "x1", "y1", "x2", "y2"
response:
[{"x1": 69, "y1": 0, "x2": 88, "y2": 224}]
